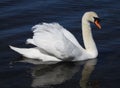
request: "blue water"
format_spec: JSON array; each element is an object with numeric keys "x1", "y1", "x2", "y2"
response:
[{"x1": 0, "y1": 0, "x2": 120, "y2": 88}]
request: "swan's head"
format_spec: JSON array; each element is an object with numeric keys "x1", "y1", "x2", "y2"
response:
[{"x1": 83, "y1": 11, "x2": 101, "y2": 29}]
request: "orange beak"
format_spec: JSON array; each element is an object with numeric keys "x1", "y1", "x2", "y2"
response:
[{"x1": 94, "y1": 20, "x2": 101, "y2": 29}]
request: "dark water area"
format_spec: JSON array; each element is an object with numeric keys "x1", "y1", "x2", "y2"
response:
[{"x1": 0, "y1": 0, "x2": 120, "y2": 88}]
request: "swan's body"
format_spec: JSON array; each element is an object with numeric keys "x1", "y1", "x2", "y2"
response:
[{"x1": 10, "y1": 11, "x2": 101, "y2": 62}]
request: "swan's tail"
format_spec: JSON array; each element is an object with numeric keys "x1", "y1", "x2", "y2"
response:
[
  {"x1": 9, "y1": 45, "x2": 61, "y2": 62},
  {"x1": 9, "y1": 45, "x2": 40, "y2": 59}
]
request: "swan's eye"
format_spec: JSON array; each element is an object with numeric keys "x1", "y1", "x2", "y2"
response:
[{"x1": 94, "y1": 17, "x2": 101, "y2": 23}]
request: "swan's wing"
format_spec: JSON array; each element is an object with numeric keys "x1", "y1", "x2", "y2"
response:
[
  {"x1": 32, "y1": 23, "x2": 68, "y2": 59},
  {"x1": 31, "y1": 23, "x2": 84, "y2": 60},
  {"x1": 26, "y1": 38, "x2": 36, "y2": 45},
  {"x1": 61, "y1": 28, "x2": 84, "y2": 50}
]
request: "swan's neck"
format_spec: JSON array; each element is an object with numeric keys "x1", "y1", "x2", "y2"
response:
[{"x1": 82, "y1": 18, "x2": 98, "y2": 57}]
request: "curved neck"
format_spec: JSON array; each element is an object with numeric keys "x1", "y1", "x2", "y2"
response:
[{"x1": 81, "y1": 17, "x2": 98, "y2": 57}]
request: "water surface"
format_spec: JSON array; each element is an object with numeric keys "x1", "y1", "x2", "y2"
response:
[{"x1": 0, "y1": 0, "x2": 120, "y2": 88}]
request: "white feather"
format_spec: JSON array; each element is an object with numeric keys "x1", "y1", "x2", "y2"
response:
[
  {"x1": 9, "y1": 45, "x2": 61, "y2": 61},
  {"x1": 10, "y1": 11, "x2": 100, "y2": 61}
]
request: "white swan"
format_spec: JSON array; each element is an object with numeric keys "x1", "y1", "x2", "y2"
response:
[{"x1": 9, "y1": 11, "x2": 101, "y2": 62}]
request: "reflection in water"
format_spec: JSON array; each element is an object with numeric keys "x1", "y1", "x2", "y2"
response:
[
  {"x1": 31, "y1": 61, "x2": 80, "y2": 87},
  {"x1": 80, "y1": 59, "x2": 97, "y2": 88},
  {"x1": 28, "y1": 59, "x2": 97, "y2": 88}
]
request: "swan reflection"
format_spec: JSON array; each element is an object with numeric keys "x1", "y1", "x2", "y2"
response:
[
  {"x1": 80, "y1": 59, "x2": 97, "y2": 88},
  {"x1": 29, "y1": 59, "x2": 97, "y2": 88}
]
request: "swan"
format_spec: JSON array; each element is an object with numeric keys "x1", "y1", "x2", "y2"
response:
[{"x1": 9, "y1": 11, "x2": 101, "y2": 62}]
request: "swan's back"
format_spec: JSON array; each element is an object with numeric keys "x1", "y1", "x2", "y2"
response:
[{"x1": 31, "y1": 23, "x2": 83, "y2": 60}]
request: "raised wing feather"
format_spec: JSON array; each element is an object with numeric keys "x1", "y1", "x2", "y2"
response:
[
  {"x1": 61, "y1": 28, "x2": 84, "y2": 50},
  {"x1": 31, "y1": 23, "x2": 83, "y2": 60}
]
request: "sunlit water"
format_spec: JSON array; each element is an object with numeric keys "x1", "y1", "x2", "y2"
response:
[{"x1": 0, "y1": 0, "x2": 120, "y2": 88}]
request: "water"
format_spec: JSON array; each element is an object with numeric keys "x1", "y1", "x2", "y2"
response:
[{"x1": 0, "y1": 0, "x2": 120, "y2": 88}]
